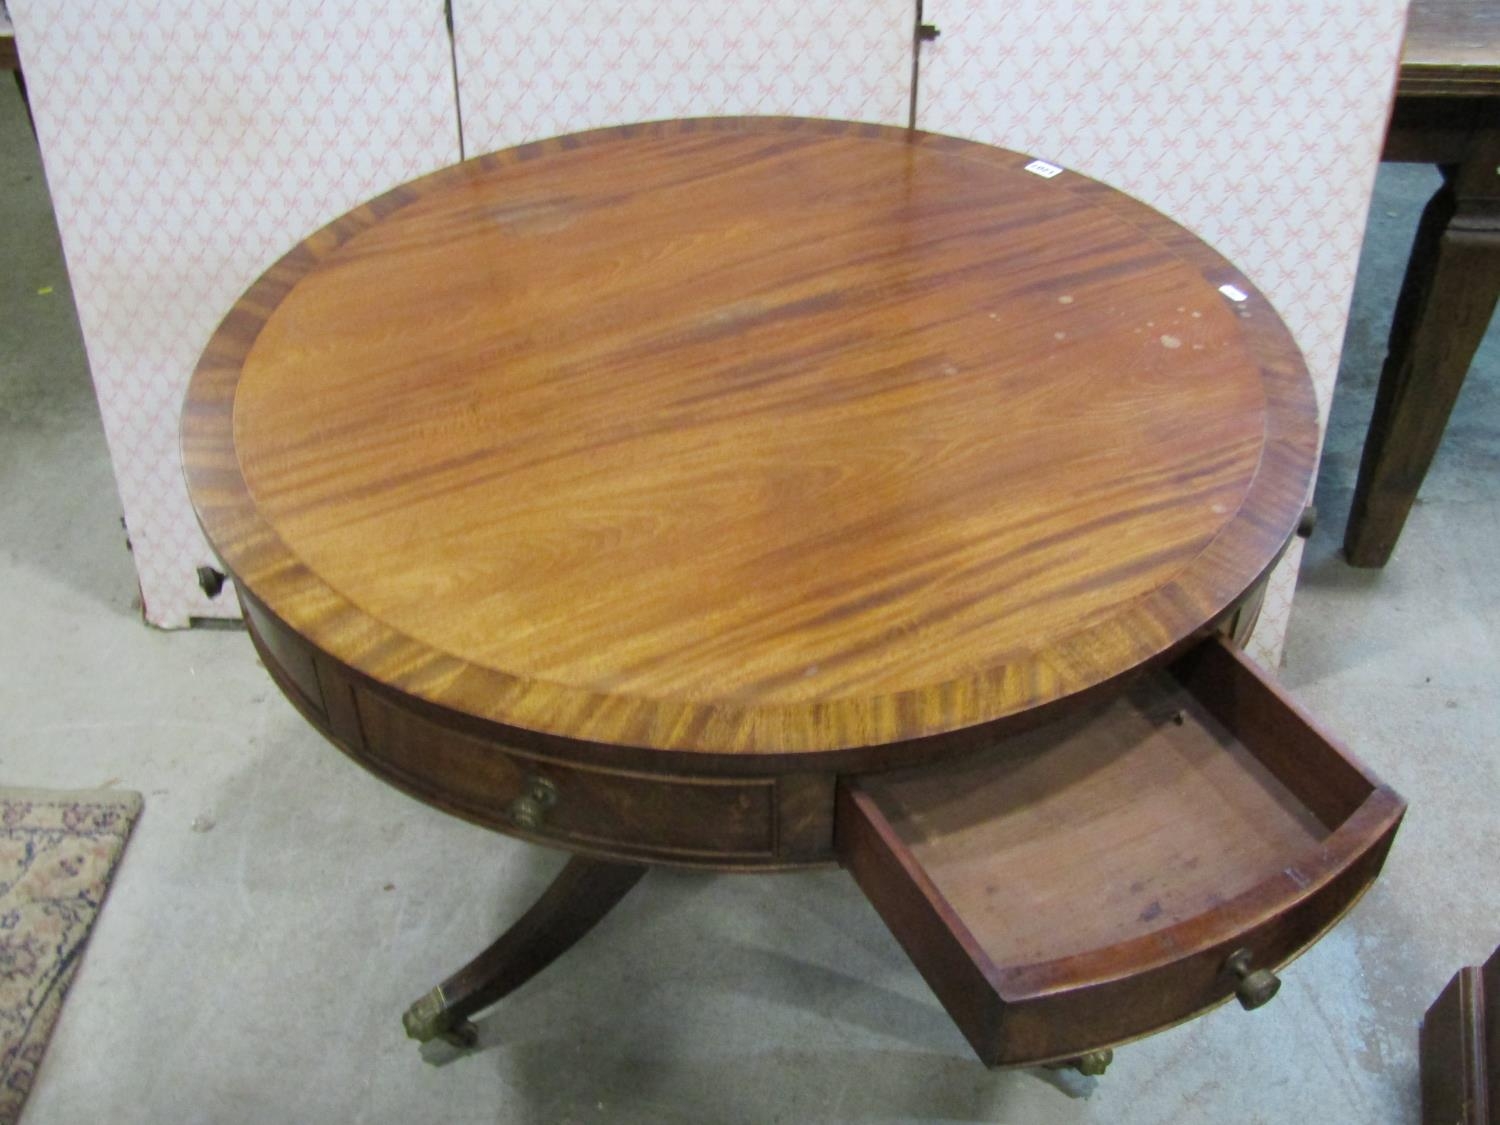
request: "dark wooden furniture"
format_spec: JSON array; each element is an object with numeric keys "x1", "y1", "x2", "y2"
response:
[
  {"x1": 1421, "y1": 944, "x2": 1498, "y2": 1124},
  {"x1": 182, "y1": 117, "x2": 1404, "y2": 1071},
  {"x1": 1345, "y1": 0, "x2": 1500, "y2": 566},
  {"x1": 0, "y1": 20, "x2": 31, "y2": 133}
]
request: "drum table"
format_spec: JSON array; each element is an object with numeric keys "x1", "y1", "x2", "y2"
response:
[{"x1": 182, "y1": 118, "x2": 1405, "y2": 1073}]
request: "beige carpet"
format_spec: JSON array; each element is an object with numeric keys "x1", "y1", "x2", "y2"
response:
[{"x1": 0, "y1": 787, "x2": 140, "y2": 1123}]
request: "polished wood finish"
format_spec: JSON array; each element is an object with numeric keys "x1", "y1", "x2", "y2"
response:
[
  {"x1": 184, "y1": 116, "x2": 1318, "y2": 767},
  {"x1": 183, "y1": 118, "x2": 1392, "y2": 1069},
  {"x1": 1347, "y1": 4, "x2": 1500, "y2": 566},
  {"x1": 1421, "y1": 944, "x2": 1498, "y2": 1124},
  {"x1": 838, "y1": 637, "x2": 1405, "y2": 1067},
  {"x1": 402, "y1": 856, "x2": 647, "y2": 1046}
]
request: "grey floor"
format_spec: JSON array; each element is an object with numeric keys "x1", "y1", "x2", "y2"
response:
[{"x1": 3, "y1": 76, "x2": 1497, "y2": 1124}]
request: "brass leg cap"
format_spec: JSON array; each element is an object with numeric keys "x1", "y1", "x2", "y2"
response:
[
  {"x1": 1073, "y1": 1049, "x2": 1113, "y2": 1077},
  {"x1": 440, "y1": 1020, "x2": 478, "y2": 1048},
  {"x1": 402, "y1": 987, "x2": 450, "y2": 1043}
]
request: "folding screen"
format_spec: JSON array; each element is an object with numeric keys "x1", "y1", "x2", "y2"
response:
[
  {"x1": 11, "y1": 0, "x2": 459, "y2": 625},
  {"x1": 451, "y1": 0, "x2": 916, "y2": 153}
]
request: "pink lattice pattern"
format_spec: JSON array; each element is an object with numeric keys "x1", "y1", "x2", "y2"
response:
[
  {"x1": 919, "y1": 0, "x2": 1407, "y2": 665},
  {"x1": 454, "y1": 0, "x2": 914, "y2": 153},
  {"x1": 12, "y1": 0, "x2": 459, "y2": 625}
]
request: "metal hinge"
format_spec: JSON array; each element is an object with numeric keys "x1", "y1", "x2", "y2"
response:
[
  {"x1": 443, "y1": 0, "x2": 465, "y2": 160},
  {"x1": 909, "y1": 2, "x2": 941, "y2": 130}
]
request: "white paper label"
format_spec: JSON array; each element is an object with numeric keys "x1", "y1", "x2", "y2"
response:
[
  {"x1": 1023, "y1": 159, "x2": 1064, "y2": 179},
  {"x1": 1218, "y1": 283, "x2": 1249, "y2": 302}
]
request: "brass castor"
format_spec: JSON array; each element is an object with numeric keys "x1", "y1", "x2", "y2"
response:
[
  {"x1": 1046, "y1": 1048, "x2": 1113, "y2": 1077},
  {"x1": 403, "y1": 986, "x2": 478, "y2": 1048}
]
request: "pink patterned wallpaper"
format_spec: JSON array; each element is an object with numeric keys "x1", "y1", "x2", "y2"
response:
[
  {"x1": 918, "y1": 0, "x2": 1408, "y2": 664},
  {"x1": 11, "y1": 0, "x2": 459, "y2": 626},
  {"x1": 452, "y1": 0, "x2": 914, "y2": 152}
]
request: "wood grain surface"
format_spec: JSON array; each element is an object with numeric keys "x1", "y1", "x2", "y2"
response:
[{"x1": 183, "y1": 117, "x2": 1318, "y2": 764}]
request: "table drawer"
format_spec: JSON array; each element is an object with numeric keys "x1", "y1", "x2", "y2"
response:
[
  {"x1": 240, "y1": 591, "x2": 836, "y2": 868},
  {"x1": 837, "y1": 637, "x2": 1405, "y2": 1068},
  {"x1": 352, "y1": 685, "x2": 781, "y2": 864}
]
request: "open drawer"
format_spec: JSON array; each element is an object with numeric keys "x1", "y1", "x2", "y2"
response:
[{"x1": 837, "y1": 637, "x2": 1405, "y2": 1068}]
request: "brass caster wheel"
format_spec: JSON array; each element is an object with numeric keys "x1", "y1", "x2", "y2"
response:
[
  {"x1": 403, "y1": 986, "x2": 476, "y2": 1048},
  {"x1": 439, "y1": 1020, "x2": 478, "y2": 1049},
  {"x1": 1046, "y1": 1048, "x2": 1113, "y2": 1077}
]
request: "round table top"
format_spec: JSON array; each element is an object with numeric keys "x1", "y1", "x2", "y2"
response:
[{"x1": 183, "y1": 117, "x2": 1318, "y2": 767}]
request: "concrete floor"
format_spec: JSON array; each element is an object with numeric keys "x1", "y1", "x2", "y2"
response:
[{"x1": 3, "y1": 76, "x2": 1497, "y2": 1124}]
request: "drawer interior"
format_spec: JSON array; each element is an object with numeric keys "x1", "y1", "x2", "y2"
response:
[
  {"x1": 839, "y1": 638, "x2": 1404, "y2": 1067},
  {"x1": 861, "y1": 674, "x2": 1327, "y2": 968}
]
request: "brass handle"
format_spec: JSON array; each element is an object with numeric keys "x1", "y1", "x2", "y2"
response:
[
  {"x1": 1225, "y1": 948, "x2": 1281, "y2": 1010},
  {"x1": 507, "y1": 776, "x2": 558, "y2": 831}
]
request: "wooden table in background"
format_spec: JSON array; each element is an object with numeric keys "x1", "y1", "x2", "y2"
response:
[
  {"x1": 1420, "y1": 943, "x2": 1498, "y2": 1123},
  {"x1": 183, "y1": 117, "x2": 1404, "y2": 1073},
  {"x1": 1345, "y1": 0, "x2": 1500, "y2": 566}
]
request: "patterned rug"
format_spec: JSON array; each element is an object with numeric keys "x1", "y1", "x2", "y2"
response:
[{"x1": 0, "y1": 787, "x2": 141, "y2": 1124}]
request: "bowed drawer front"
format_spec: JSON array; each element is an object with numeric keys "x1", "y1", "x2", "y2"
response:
[{"x1": 837, "y1": 637, "x2": 1405, "y2": 1068}]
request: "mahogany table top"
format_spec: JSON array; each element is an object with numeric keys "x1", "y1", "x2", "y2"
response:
[{"x1": 182, "y1": 117, "x2": 1317, "y2": 765}]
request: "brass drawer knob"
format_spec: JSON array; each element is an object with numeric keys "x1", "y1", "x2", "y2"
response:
[
  {"x1": 1225, "y1": 948, "x2": 1281, "y2": 1010},
  {"x1": 507, "y1": 776, "x2": 558, "y2": 831}
]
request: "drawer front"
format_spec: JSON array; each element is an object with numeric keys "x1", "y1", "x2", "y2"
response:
[
  {"x1": 242, "y1": 595, "x2": 324, "y2": 718},
  {"x1": 352, "y1": 684, "x2": 778, "y2": 862},
  {"x1": 837, "y1": 637, "x2": 1405, "y2": 1068}
]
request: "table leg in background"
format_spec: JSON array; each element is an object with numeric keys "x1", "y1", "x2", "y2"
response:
[{"x1": 1346, "y1": 144, "x2": 1500, "y2": 567}]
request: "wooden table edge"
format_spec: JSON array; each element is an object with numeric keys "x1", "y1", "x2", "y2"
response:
[{"x1": 181, "y1": 116, "x2": 1320, "y2": 770}]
